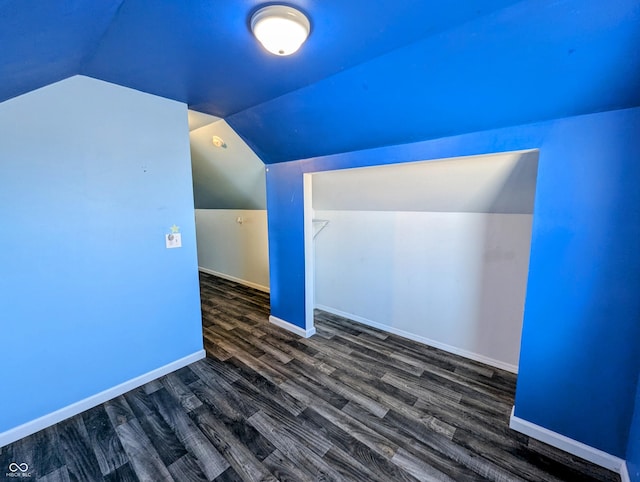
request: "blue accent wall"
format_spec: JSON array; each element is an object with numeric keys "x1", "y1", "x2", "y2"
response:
[
  {"x1": 265, "y1": 164, "x2": 306, "y2": 325},
  {"x1": 0, "y1": 76, "x2": 203, "y2": 435},
  {"x1": 628, "y1": 375, "x2": 640, "y2": 481},
  {"x1": 515, "y1": 109, "x2": 640, "y2": 457},
  {"x1": 265, "y1": 107, "x2": 640, "y2": 458}
]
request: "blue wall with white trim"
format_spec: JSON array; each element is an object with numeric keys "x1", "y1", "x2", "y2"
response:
[
  {"x1": 265, "y1": 107, "x2": 640, "y2": 458},
  {"x1": 628, "y1": 376, "x2": 640, "y2": 481},
  {"x1": 0, "y1": 76, "x2": 203, "y2": 435}
]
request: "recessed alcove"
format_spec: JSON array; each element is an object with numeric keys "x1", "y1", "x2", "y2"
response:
[{"x1": 307, "y1": 149, "x2": 539, "y2": 372}]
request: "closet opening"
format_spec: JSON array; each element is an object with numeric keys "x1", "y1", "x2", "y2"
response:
[{"x1": 303, "y1": 149, "x2": 539, "y2": 373}]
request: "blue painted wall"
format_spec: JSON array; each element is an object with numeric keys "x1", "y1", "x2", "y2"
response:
[
  {"x1": 0, "y1": 76, "x2": 203, "y2": 435},
  {"x1": 628, "y1": 375, "x2": 640, "y2": 481},
  {"x1": 265, "y1": 164, "x2": 306, "y2": 325},
  {"x1": 265, "y1": 107, "x2": 640, "y2": 458},
  {"x1": 515, "y1": 108, "x2": 640, "y2": 457}
]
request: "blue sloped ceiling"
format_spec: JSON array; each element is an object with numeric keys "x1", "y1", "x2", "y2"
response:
[
  {"x1": 227, "y1": 0, "x2": 640, "y2": 163},
  {"x1": 2, "y1": 0, "x2": 638, "y2": 164}
]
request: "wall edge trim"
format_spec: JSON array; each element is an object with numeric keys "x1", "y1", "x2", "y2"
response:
[
  {"x1": 0, "y1": 350, "x2": 206, "y2": 448},
  {"x1": 316, "y1": 304, "x2": 518, "y2": 373},
  {"x1": 198, "y1": 267, "x2": 270, "y2": 293},
  {"x1": 303, "y1": 173, "x2": 315, "y2": 332},
  {"x1": 269, "y1": 315, "x2": 316, "y2": 338},
  {"x1": 509, "y1": 407, "x2": 627, "y2": 474}
]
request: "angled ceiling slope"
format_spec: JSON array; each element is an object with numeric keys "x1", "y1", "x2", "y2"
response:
[
  {"x1": 0, "y1": 1, "x2": 124, "y2": 102},
  {"x1": 190, "y1": 115, "x2": 266, "y2": 210},
  {"x1": 312, "y1": 150, "x2": 538, "y2": 214},
  {"x1": 79, "y1": 0, "x2": 524, "y2": 117},
  {"x1": 228, "y1": 0, "x2": 640, "y2": 163},
  {"x1": 1, "y1": 0, "x2": 639, "y2": 165}
]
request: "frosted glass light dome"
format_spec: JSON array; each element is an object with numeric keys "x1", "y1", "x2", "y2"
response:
[{"x1": 251, "y1": 5, "x2": 310, "y2": 56}]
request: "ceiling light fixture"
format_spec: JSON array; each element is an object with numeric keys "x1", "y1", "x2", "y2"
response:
[
  {"x1": 251, "y1": 5, "x2": 310, "y2": 56},
  {"x1": 212, "y1": 135, "x2": 226, "y2": 148}
]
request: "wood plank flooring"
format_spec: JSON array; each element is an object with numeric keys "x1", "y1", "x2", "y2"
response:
[{"x1": 0, "y1": 272, "x2": 620, "y2": 481}]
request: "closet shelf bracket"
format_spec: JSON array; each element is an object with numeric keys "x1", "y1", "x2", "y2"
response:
[{"x1": 312, "y1": 219, "x2": 329, "y2": 239}]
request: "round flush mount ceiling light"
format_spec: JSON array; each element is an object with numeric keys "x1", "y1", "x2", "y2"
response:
[{"x1": 251, "y1": 5, "x2": 310, "y2": 56}]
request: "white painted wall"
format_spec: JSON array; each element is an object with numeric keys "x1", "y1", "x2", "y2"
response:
[
  {"x1": 314, "y1": 210, "x2": 532, "y2": 371},
  {"x1": 195, "y1": 209, "x2": 269, "y2": 291}
]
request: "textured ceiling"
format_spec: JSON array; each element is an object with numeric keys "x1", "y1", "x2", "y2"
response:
[{"x1": 2, "y1": 0, "x2": 639, "y2": 164}]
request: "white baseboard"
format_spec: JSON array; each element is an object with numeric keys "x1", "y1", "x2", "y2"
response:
[
  {"x1": 269, "y1": 315, "x2": 316, "y2": 338},
  {"x1": 0, "y1": 350, "x2": 205, "y2": 448},
  {"x1": 315, "y1": 304, "x2": 518, "y2": 373},
  {"x1": 509, "y1": 407, "x2": 627, "y2": 475},
  {"x1": 199, "y1": 267, "x2": 270, "y2": 293},
  {"x1": 621, "y1": 462, "x2": 631, "y2": 482}
]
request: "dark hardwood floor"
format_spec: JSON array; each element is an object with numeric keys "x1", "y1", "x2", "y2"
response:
[{"x1": 0, "y1": 271, "x2": 620, "y2": 481}]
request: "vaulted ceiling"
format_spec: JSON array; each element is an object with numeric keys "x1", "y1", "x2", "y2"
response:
[{"x1": 2, "y1": 0, "x2": 639, "y2": 164}]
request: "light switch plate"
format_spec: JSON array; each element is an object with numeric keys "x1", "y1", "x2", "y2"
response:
[{"x1": 166, "y1": 233, "x2": 182, "y2": 249}]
